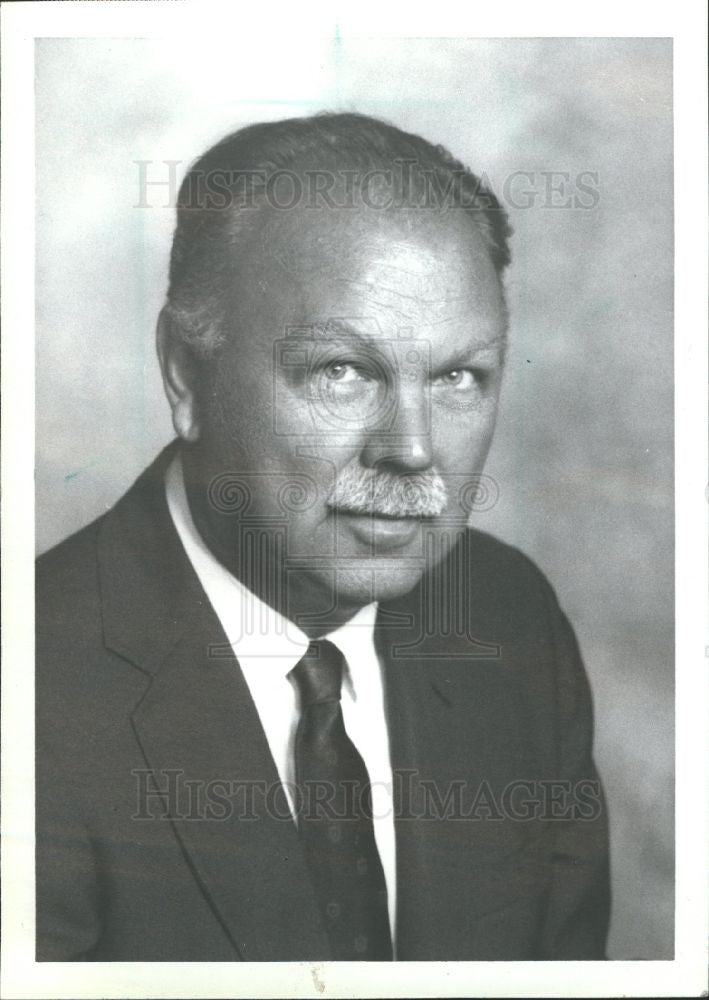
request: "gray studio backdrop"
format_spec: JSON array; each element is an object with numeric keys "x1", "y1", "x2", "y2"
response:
[{"x1": 35, "y1": 37, "x2": 674, "y2": 959}]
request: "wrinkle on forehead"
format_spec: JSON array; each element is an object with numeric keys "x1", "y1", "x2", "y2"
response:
[
  {"x1": 233, "y1": 203, "x2": 507, "y2": 344},
  {"x1": 332, "y1": 240, "x2": 503, "y2": 330}
]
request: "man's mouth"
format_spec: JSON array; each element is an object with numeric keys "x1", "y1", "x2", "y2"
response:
[
  {"x1": 330, "y1": 507, "x2": 429, "y2": 520},
  {"x1": 332, "y1": 509, "x2": 427, "y2": 549}
]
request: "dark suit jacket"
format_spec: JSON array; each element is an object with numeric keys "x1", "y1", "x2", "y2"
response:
[{"x1": 36, "y1": 445, "x2": 610, "y2": 961}]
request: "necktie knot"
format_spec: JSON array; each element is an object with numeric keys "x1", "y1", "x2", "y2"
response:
[{"x1": 290, "y1": 639, "x2": 344, "y2": 706}]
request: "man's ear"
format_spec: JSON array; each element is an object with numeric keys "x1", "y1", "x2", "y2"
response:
[{"x1": 156, "y1": 308, "x2": 202, "y2": 443}]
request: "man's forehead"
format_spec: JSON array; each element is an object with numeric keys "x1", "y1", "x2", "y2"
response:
[
  {"x1": 227, "y1": 202, "x2": 507, "y2": 348},
  {"x1": 256, "y1": 202, "x2": 493, "y2": 280}
]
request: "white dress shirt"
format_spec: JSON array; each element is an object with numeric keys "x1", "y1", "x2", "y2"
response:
[{"x1": 165, "y1": 452, "x2": 397, "y2": 944}]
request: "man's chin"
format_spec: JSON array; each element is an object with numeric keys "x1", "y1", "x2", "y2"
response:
[{"x1": 321, "y1": 561, "x2": 428, "y2": 608}]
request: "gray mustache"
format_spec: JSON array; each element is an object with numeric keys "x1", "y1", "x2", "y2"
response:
[{"x1": 327, "y1": 464, "x2": 448, "y2": 518}]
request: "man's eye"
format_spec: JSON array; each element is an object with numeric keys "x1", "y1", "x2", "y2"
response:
[
  {"x1": 434, "y1": 369, "x2": 478, "y2": 389},
  {"x1": 322, "y1": 361, "x2": 369, "y2": 383}
]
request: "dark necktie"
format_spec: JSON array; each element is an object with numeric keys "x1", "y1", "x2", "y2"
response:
[{"x1": 289, "y1": 639, "x2": 393, "y2": 961}]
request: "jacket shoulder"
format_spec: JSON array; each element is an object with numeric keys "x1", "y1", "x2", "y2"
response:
[
  {"x1": 455, "y1": 527, "x2": 561, "y2": 633},
  {"x1": 464, "y1": 526, "x2": 556, "y2": 588},
  {"x1": 36, "y1": 444, "x2": 177, "y2": 625},
  {"x1": 36, "y1": 516, "x2": 107, "y2": 633}
]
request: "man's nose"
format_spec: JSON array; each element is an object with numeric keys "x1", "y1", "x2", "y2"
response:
[{"x1": 359, "y1": 387, "x2": 433, "y2": 472}]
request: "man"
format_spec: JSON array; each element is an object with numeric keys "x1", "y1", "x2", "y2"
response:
[{"x1": 36, "y1": 112, "x2": 610, "y2": 961}]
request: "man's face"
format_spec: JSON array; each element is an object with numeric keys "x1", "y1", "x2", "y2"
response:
[{"x1": 189, "y1": 203, "x2": 507, "y2": 620}]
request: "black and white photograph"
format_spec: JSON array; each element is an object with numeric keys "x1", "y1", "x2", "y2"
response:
[{"x1": 1, "y1": 2, "x2": 707, "y2": 998}]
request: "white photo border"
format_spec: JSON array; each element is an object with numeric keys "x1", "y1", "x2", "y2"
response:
[{"x1": 2, "y1": 1, "x2": 706, "y2": 997}]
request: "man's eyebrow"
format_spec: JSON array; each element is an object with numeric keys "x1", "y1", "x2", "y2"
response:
[
  {"x1": 287, "y1": 318, "x2": 382, "y2": 345},
  {"x1": 286, "y1": 319, "x2": 508, "y2": 357},
  {"x1": 324, "y1": 317, "x2": 384, "y2": 341},
  {"x1": 441, "y1": 334, "x2": 508, "y2": 359},
  {"x1": 435, "y1": 335, "x2": 508, "y2": 373}
]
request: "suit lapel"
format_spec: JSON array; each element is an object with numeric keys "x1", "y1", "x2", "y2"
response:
[
  {"x1": 377, "y1": 540, "x2": 531, "y2": 960},
  {"x1": 98, "y1": 446, "x2": 330, "y2": 960},
  {"x1": 376, "y1": 599, "x2": 470, "y2": 960}
]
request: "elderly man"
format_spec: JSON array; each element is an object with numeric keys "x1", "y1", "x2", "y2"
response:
[{"x1": 36, "y1": 112, "x2": 610, "y2": 961}]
